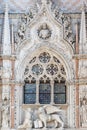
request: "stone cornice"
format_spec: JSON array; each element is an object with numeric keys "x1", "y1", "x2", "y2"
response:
[
  {"x1": 73, "y1": 54, "x2": 87, "y2": 59},
  {"x1": 66, "y1": 78, "x2": 87, "y2": 85},
  {"x1": 0, "y1": 54, "x2": 16, "y2": 60},
  {"x1": 75, "y1": 78, "x2": 87, "y2": 85},
  {"x1": 0, "y1": 80, "x2": 24, "y2": 86},
  {"x1": 0, "y1": 79, "x2": 87, "y2": 86},
  {"x1": 0, "y1": 13, "x2": 82, "y2": 19},
  {"x1": 22, "y1": 104, "x2": 68, "y2": 110}
]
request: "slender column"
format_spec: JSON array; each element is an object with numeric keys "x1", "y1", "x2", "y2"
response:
[
  {"x1": 0, "y1": 82, "x2": 2, "y2": 127},
  {"x1": 36, "y1": 80, "x2": 39, "y2": 104},
  {"x1": 76, "y1": 22, "x2": 79, "y2": 54},
  {"x1": 10, "y1": 59, "x2": 15, "y2": 128},
  {"x1": 11, "y1": 23, "x2": 15, "y2": 54},
  {"x1": 51, "y1": 80, "x2": 54, "y2": 104},
  {"x1": 10, "y1": 22, "x2": 15, "y2": 128},
  {"x1": 75, "y1": 22, "x2": 79, "y2": 128}
]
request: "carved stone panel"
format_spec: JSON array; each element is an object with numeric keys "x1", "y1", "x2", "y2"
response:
[
  {"x1": 18, "y1": 105, "x2": 64, "y2": 129},
  {"x1": 80, "y1": 86, "x2": 87, "y2": 127}
]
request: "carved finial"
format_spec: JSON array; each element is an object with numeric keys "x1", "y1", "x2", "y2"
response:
[
  {"x1": 2, "y1": 0, "x2": 11, "y2": 55},
  {"x1": 41, "y1": 0, "x2": 47, "y2": 5},
  {"x1": 81, "y1": 1, "x2": 86, "y2": 12},
  {"x1": 79, "y1": 1, "x2": 87, "y2": 54}
]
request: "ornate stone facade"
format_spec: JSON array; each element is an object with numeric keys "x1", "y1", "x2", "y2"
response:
[{"x1": 0, "y1": 0, "x2": 87, "y2": 130}]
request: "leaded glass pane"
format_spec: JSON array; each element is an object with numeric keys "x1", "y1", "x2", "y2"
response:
[
  {"x1": 39, "y1": 83, "x2": 51, "y2": 104},
  {"x1": 54, "y1": 94, "x2": 66, "y2": 104},
  {"x1": 24, "y1": 83, "x2": 36, "y2": 93},
  {"x1": 24, "y1": 83, "x2": 36, "y2": 104},
  {"x1": 24, "y1": 94, "x2": 36, "y2": 104},
  {"x1": 54, "y1": 83, "x2": 66, "y2": 104},
  {"x1": 54, "y1": 84, "x2": 66, "y2": 93}
]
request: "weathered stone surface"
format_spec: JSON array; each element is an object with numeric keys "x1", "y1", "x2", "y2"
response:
[{"x1": 0, "y1": 0, "x2": 87, "y2": 130}]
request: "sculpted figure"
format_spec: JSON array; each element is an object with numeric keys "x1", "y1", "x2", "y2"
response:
[
  {"x1": 80, "y1": 96, "x2": 87, "y2": 125},
  {"x1": 18, "y1": 108, "x2": 33, "y2": 129},
  {"x1": 1, "y1": 97, "x2": 9, "y2": 128},
  {"x1": 63, "y1": 16, "x2": 71, "y2": 28},
  {"x1": 79, "y1": 63, "x2": 87, "y2": 78},
  {"x1": 38, "y1": 23, "x2": 51, "y2": 40},
  {"x1": 38, "y1": 105, "x2": 64, "y2": 128},
  {"x1": 18, "y1": 22, "x2": 25, "y2": 40}
]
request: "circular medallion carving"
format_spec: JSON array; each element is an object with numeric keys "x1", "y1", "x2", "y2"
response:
[
  {"x1": 32, "y1": 64, "x2": 43, "y2": 76},
  {"x1": 38, "y1": 23, "x2": 51, "y2": 40},
  {"x1": 39, "y1": 52, "x2": 51, "y2": 63},
  {"x1": 46, "y1": 64, "x2": 58, "y2": 75}
]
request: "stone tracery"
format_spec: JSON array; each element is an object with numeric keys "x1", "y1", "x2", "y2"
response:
[
  {"x1": 23, "y1": 52, "x2": 66, "y2": 105},
  {"x1": 24, "y1": 52, "x2": 66, "y2": 82}
]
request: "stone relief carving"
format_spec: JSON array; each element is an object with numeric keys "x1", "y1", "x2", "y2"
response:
[
  {"x1": 50, "y1": 2, "x2": 75, "y2": 46},
  {"x1": 79, "y1": 61, "x2": 87, "y2": 78},
  {"x1": 18, "y1": 105, "x2": 64, "y2": 129},
  {"x1": 18, "y1": 108, "x2": 33, "y2": 129},
  {"x1": 15, "y1": 4, "x2": 39, "y2": 46},
  {"x1": 1, "y1": 97, "x2": 10, "y2": 130},
  {"x1": 79, "y1": 66, "x2": 87, "y2": 78},
  {"x1": 38, "y1": 23, "x2": 51, "y2": 40},
  {"x1": 38, "y1": 105, "x2": 64, "y2": 128},
  {"x1": 14, "y1": 0, "x2": 75, "y2": 48},
  {"x1": 18, "y1": 23, "x2": 26, "y2": 40},
  {"x1": 80, "y1": 96, "x2": 87, "y2": 127}
]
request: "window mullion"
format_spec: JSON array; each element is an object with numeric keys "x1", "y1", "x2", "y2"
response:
[
  {"x1": 36, "y1": 80, "x2": 39, "y2": 104},
  {"x1": 51, "y1": 80, "x2": 54, "y2": 104}
]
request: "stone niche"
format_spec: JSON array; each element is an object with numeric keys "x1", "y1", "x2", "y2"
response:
[{"x1": 18, "y1": 105, "x2": 65, "y2": 130}]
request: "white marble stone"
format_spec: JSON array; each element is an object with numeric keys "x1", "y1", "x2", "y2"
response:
[{"x1": 1, "y1": 0, "x2": 87, "y2": 130}]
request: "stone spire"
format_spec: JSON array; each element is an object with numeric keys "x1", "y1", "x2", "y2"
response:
[
  {"x1": 79, "y1": 2, "x2": 87, "y2": 54},
  {"x1": 2, "y1": 1, "x2": 11, "y2": 55},
  {"x1": 42, "y1": 0, "x2": 47, "y2": 4}
]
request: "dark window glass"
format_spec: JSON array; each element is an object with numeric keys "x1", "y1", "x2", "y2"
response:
[
  {"x1": 39, "y1": 81, "x2": 51, "y2": 104},
  {"x1": 54, "y1": 82, "x2": 66, "y2": 104},
  {"x1": 24, "y1": 82, "x2": 36, "y2": 104}
]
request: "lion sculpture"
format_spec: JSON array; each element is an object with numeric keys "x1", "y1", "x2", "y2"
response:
[
  {"x1": 18, "y1": 108, "x2": 33, "y2": 129},
  {"x1": 38, "y1": 105, "x2": 64, "y2": 129}
]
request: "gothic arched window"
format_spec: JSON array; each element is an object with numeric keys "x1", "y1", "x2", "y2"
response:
[{"x1": 24, "y1": 52, "x2": 66, "y2": 104}]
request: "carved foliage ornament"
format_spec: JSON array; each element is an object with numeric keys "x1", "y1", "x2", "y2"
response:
[
  {"x1": 50, "y1": 3, "x2": 75, "y2": 46},
  {"x1": 15, "y1": 0, "x2": 75, "y2": 48},
  {"x1": 15, "y1": 5, "x2": 39, "y2": 46}
]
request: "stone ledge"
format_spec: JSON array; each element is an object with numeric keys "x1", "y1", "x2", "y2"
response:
[
  {"x1": 73, "y1": 54, "x2": 87, "y2": 59},
  {"x1": 0, "y1": 55, "x2": 16, "y2": 60},
  {"x1": 65, "y1": 129, "x2": 87, "y2": 130},
  {"x1": 22, "y1": 104, "x2": 68, "y2": 109},
  {"x1": 16, "y1": 128, "x2": 87, "y2": 130}
]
